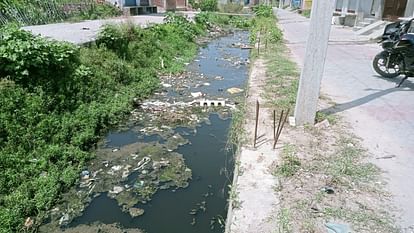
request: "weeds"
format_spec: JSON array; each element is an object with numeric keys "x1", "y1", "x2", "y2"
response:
[
  {"x1": 328, "y1": 137, "x2": 379, "y2": 187},
  {"x1": 277, "y1": 208, "x2": 293, "y2": 233},
  {"x1": 227, "y1": 96, "x2": 247, "y2": 149},
  {"x1": 274, "y1": 144, "x2": 301, "y2": 177},
  {"x1": 228, "y1": 184, "x2": 242, "y2": 209},
  {"x1": 323, "y1": 207, "x2": 398, "y2": 233},
  {"x1": 262, "y1": 43, "x2": 299, "y2": 110},
  {"x1": 0, "y1": 14, "x2": 210, "y2": 232},
  {"x1": 300, "y1": 9, "x2": 311, "y2": 18},
  {"x1": 315, "y1": 111, "x2": 337, "y2": 124}
]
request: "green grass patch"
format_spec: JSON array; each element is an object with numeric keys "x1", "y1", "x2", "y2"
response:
[
  {"x1": 328, "y1": 137, "x2": 379, "y2": 187},
  {"x1": 300, "y1": 9, "x2": 311, "y2": 18},
  {"x1": 274, "y1": 144, "x2": 301, "y2": 177},
  {"x1": 277, "y1": 208, "x2": 293, "y2": 233}
]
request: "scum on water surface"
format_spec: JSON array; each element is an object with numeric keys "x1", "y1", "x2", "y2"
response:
[{"x1": 39, "y1": 30, "x2": 251, "y2": 233}]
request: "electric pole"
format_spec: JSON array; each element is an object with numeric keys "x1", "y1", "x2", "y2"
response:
[{"x1": 293, "y1": 0, "x2": 335, "y2": 125}]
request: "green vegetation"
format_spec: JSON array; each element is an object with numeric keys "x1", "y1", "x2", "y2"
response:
[
  {"x1": 195, "y1": 11, "x2": 251, "y2": 29},
  {"x1": 315, "y1": 111, "x2": 338, "y2": 124},
  {"x1": 189, "y1": 0, "x2": 218, "y2": 11},
  {"x1": 300, "y1": 9, "x2": 311, "y2": 18},
  {"x1": 0, "y1": 13, "x2": 218, "y2": 232},
  {"x1": 0, "y1": 0, "x2": 121, "y2": 26},
  {"x1": 248, "y1": 5, "x2": 298, "y2": 111},
  {"x1": 252, "y1": 4, "x2": 273, "y2": 18},
  {"x1": 277, "y1": 208, "x2": 293, "y2": 233},
  {"x1": 327, "y1": 137, "x2": 379, "y2": 187},
  {"x1": 218, "y1": 3, "x2": 244, "y2": 13},
  {"x1": 273, "y1": 144, "x2": 301, "y2": 177}
]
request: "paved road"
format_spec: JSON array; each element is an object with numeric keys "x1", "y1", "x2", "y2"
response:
[
  {"x1": 23, "y1": 15, "x2": 165, "y2": 44},
  {"x1": 276, "y1": 9, "x2": 414, "y2": 229}
]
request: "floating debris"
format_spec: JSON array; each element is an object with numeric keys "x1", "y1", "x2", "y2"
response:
[
  {"x1": 227, "y1": 87, "x2": 244, "y2": 94},
  {"x1": 129, "y1": 208, "x2": 145, "y2": 217}
]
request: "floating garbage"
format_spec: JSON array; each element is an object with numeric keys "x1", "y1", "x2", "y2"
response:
[
  {"x1": 227, "y1": 87, "x2": 244, "y2": 94},
  {"x1": 191, "y1": 92, "x2": 203, "y2": 98}
]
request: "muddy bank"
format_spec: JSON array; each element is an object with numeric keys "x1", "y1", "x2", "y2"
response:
[{"x1": 39, "y1": 30, "x2": 250, "y2": 233}]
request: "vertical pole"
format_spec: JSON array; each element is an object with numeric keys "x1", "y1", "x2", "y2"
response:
[
  {"x1": 254, "y1": 100, "x2": 259, "y2": 148},
  {"x1": 294, "y1": 0, "x2": 335, "y2": 126},
  {"x1": 341, "y1": 0, "x2": 349, "y2": 16}
]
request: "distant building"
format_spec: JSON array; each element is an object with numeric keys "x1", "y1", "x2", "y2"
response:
[
  {"x1": 106, "y1": 0, "x2": 159, "y2": 14},
  {"x1": 335, "y1": 0, "x2": 414, "y2": 20}
]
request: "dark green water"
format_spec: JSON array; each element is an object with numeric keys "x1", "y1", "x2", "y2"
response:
[{"x1": 71, "y1": 115, "x2": 232, "y2": 233}]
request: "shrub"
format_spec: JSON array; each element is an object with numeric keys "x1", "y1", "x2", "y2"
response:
[
  {"x1": 252, "y1": 4, "x2": 273, "y2": 17},
  {"x1": 189, "y1": 0, "x2": 218, "y2": 11},
  {"x1": 218, "y1": 2, "x2": 244, "y2": 13}
]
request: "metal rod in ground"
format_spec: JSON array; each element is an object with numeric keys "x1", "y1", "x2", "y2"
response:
[
  {"x1": 273, "y1": 110, "x2": 284, "y2": 149},
  {"x1": 253, "y1": 100, "x2": 260, "y2": 148},
  {"x1": 274, "y1": 109, "x2": 284, "y2": 140},
  {"x1": 273, "y1": 109, "x2": 290, "y2": 149}
]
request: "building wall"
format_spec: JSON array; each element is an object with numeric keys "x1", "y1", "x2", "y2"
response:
[
  {"x1": 405, "y1": 0, "x2": 414, "y2": 17},
  {"x1": 176, "y1": 0, "x2": 186, "y2": 7},
  {"x1": 335, "y1": 0, "x2": 376, "y2": 17}
]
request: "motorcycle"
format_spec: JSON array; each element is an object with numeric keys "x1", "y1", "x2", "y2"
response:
[{"x1": 372, "y1": 18, "x2": 414, "y2": 87}]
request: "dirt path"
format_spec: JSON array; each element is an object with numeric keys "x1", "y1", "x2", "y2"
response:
[
  {"x1": 225, "y1": 58, "x2": 280, "y2": 232},
  {"x1": 276, "y1": 8, "x2": 414, "y2": 230}
]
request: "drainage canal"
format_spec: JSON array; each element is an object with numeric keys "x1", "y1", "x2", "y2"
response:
[{"x1": 41, "y1": 30, "x2": 250, "y2": 233}]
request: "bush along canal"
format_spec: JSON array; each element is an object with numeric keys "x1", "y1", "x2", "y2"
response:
[{"x1": 39, "y1": 30, "x2": 251, "y2": 232}]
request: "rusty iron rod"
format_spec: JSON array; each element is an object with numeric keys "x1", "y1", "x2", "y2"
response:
[
  {"x1": 274, "y1": 109, "x2": 283, "y2": 140},
  {"x1": 253, "y1": 100, "x2": 260, "y2": 148},
  {"x1": 273, "y1": 109, "x2": 290, "y2": 149}
]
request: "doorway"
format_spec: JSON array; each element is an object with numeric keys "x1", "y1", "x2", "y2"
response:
[{"x1": 383, "y1": 0, "x2": 408, "y2": 20}]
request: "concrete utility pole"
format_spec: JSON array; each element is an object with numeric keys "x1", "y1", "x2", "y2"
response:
[{"x1": 293, "y1": 0, "x2": 335, "y2": 125}]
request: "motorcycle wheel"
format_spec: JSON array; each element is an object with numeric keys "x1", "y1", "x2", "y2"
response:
[{"x1": 373, "y1": 51, "x2": 401, "y2": 78}]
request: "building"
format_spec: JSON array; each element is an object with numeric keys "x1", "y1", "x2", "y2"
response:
[
  {"x1": 106, "y1": 0, "x2": 160, "y2": 14},
  {"x1": 336, "y1": 0, "x2": 414, "y2": 20}
]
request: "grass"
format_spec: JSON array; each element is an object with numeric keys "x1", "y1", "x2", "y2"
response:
[
  {"x1": 262, "y1": 40, "x2": 300, "y2": 111},
  {"x1": 327, "y1": 137, "x2": 380, "y2": 188},
  {"x1": 301, "y1": 9, "x2": 311, "y2": 18},
  {"x1": 323, "y1": 207, "x2": 398, "y2": 233},
  {"x1": 277, "y1": 208, "x2": 293, "y2": 233},
  {"x1": 273, "y1": 144, "x2": 301, "y2": 177},
  {"x1": 315, "y1": 111, "x2": 338, "y2": 124},
  {"x1": 272, "y1": 124, "x2": 398, "y2": 232}
]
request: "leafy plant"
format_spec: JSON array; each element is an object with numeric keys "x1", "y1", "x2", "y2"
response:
[
  {"x1": 0, "y1": 16, "x2": 207, "y2": 232},
  {"x1": 189, "y1": 0, "x2": 218, "y2": 11},
  {"x1": 252, "y1": 4, "x2": 273, "y2": 17}
]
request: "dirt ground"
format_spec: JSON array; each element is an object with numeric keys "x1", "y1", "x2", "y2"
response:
[
  {"x1": 225, "y1": 58, "x2": 280, "y2": 233},
  {"x1": 226, "y1": 29, "x2": 400, "y2": 233}
]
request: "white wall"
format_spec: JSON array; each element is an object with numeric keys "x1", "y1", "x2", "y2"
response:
[
  {"x1": 335, "y1": 0, "x2": 375, "y2": 17},
  {"x1": 405, "y1": 0, "x2": 414, "y2": 17}
]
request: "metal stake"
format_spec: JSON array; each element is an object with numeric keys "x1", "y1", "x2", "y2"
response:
[{"x1": 254, "y1": 100, "x2": 260, "y2": 148}]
